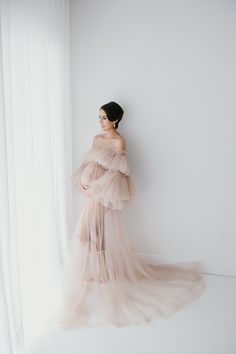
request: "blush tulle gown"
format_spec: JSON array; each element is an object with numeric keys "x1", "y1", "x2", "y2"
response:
[{"x1": 57, "y1": 136, "x2": 206, "y2": 328}]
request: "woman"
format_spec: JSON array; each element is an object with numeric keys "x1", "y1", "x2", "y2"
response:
[{"x1": 59, "y1": 101, "x2": 206, "y2": 328}]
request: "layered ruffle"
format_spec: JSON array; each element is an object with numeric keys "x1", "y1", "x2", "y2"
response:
[
  {"x1": 88, "y1": 169, "x2": 135, "y2": 210},
  {"x1": 81, "y1": 147, "x2": 130, "y2": 175},
  {"x1": 70, "y1": 145, "x2": 135, "y2": 209}
]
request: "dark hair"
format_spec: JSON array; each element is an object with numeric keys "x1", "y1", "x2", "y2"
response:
[{"x1": 100, "y1": 101, "x2": 124, "y2": 129}]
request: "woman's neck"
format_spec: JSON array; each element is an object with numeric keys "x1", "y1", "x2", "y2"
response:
[{"x1": 103, "y1": 130, "x2": 120, "y2": 139}]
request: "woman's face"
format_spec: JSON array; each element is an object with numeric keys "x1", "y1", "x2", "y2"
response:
[{"x1": 99, "y1": 109, "x2": 114, "y2": 131}]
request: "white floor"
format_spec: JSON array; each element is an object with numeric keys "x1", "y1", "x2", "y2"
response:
[{"x1": 26, "y1": 274, "x2": 236, "y2": 354}]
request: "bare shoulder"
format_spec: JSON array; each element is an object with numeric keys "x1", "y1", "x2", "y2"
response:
[
  {"x1": 113, "y1": 135, "x2": 126, "y2": 151},
  {"x1": 93, "y1": 134, "x2": 103, "y2": 140},
  {"x1": 92, "y1": 134, "x2": 102, "y2": 144}
]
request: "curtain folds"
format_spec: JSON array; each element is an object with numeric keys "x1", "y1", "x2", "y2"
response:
[{"x1": 0, "y1": 0, "x2": 72, "y2": 353}]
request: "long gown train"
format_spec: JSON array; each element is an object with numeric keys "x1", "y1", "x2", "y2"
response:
[{"x1": 56, "y1": 137, "x2": 206, "y2": 328}]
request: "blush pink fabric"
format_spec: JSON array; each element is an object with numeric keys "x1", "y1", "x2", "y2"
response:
[{"x1": 58, "y1": 137, "x2": 206, "y2": 328}]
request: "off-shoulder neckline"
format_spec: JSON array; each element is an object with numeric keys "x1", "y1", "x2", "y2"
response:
[{"x1": 93, "y1": 139, "x2": 127, "y2": 154}]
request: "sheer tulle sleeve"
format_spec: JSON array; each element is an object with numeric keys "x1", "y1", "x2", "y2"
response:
[
  {"x1": 70, "y1": 145, "x2": 135, "y2": 209},
  {"x1": 88, "y1": 166, "x2": 135, "y2": 210},
  {"x1": 70, "y1": 160, "x2": 107, "y2": 194},
  {"x1": 70, "y1": 162, "x2": 88, "y2": 192}
]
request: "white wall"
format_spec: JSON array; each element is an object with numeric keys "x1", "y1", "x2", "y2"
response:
[{"x1": 70, "y1": 0, "x2": 236, "y2": 276}]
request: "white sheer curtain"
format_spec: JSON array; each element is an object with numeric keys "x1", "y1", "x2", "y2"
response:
[{"x1": 0, "y1": 0, "x2": 72, "y2": 353}]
